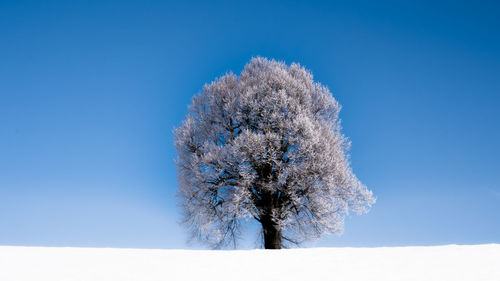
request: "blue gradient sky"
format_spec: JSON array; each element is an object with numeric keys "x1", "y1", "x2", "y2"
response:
[{"x1": 1, "y1": 0, "x2": 499, "y2": 249}]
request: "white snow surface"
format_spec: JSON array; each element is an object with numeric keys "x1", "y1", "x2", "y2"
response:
[{"x1": 1, "y1": 244, "x2": 499, "y2": 281}]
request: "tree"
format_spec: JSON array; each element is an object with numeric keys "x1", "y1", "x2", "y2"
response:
[{"x1": 174, "y1": 57, "x2": 374, "y2": 249}]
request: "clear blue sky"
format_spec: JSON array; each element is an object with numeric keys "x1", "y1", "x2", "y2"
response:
[{"x1": 1, "y1": 0, "x2": 499, "y2": 249}]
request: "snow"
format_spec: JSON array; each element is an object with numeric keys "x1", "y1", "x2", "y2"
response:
[{"x1": 1, "y1": 244, "x2": 499, "y2": 281}]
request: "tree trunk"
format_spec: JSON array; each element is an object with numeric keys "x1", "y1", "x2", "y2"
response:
[{"x1": 262, "y1": 219, "x2": 282, "y2": 249}]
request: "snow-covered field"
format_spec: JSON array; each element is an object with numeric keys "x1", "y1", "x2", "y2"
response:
[{"x1": 1, "y1": 244, "x2": 499, "y2": 281}]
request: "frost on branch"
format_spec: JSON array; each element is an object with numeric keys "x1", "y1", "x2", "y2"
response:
[{"x1": 175, "y1": 57, "x2": 375, "y2": 249}]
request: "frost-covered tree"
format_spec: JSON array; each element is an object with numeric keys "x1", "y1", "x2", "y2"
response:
[{"x1": 175, "y1": 57, "x2": 374, "y2": 249}]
